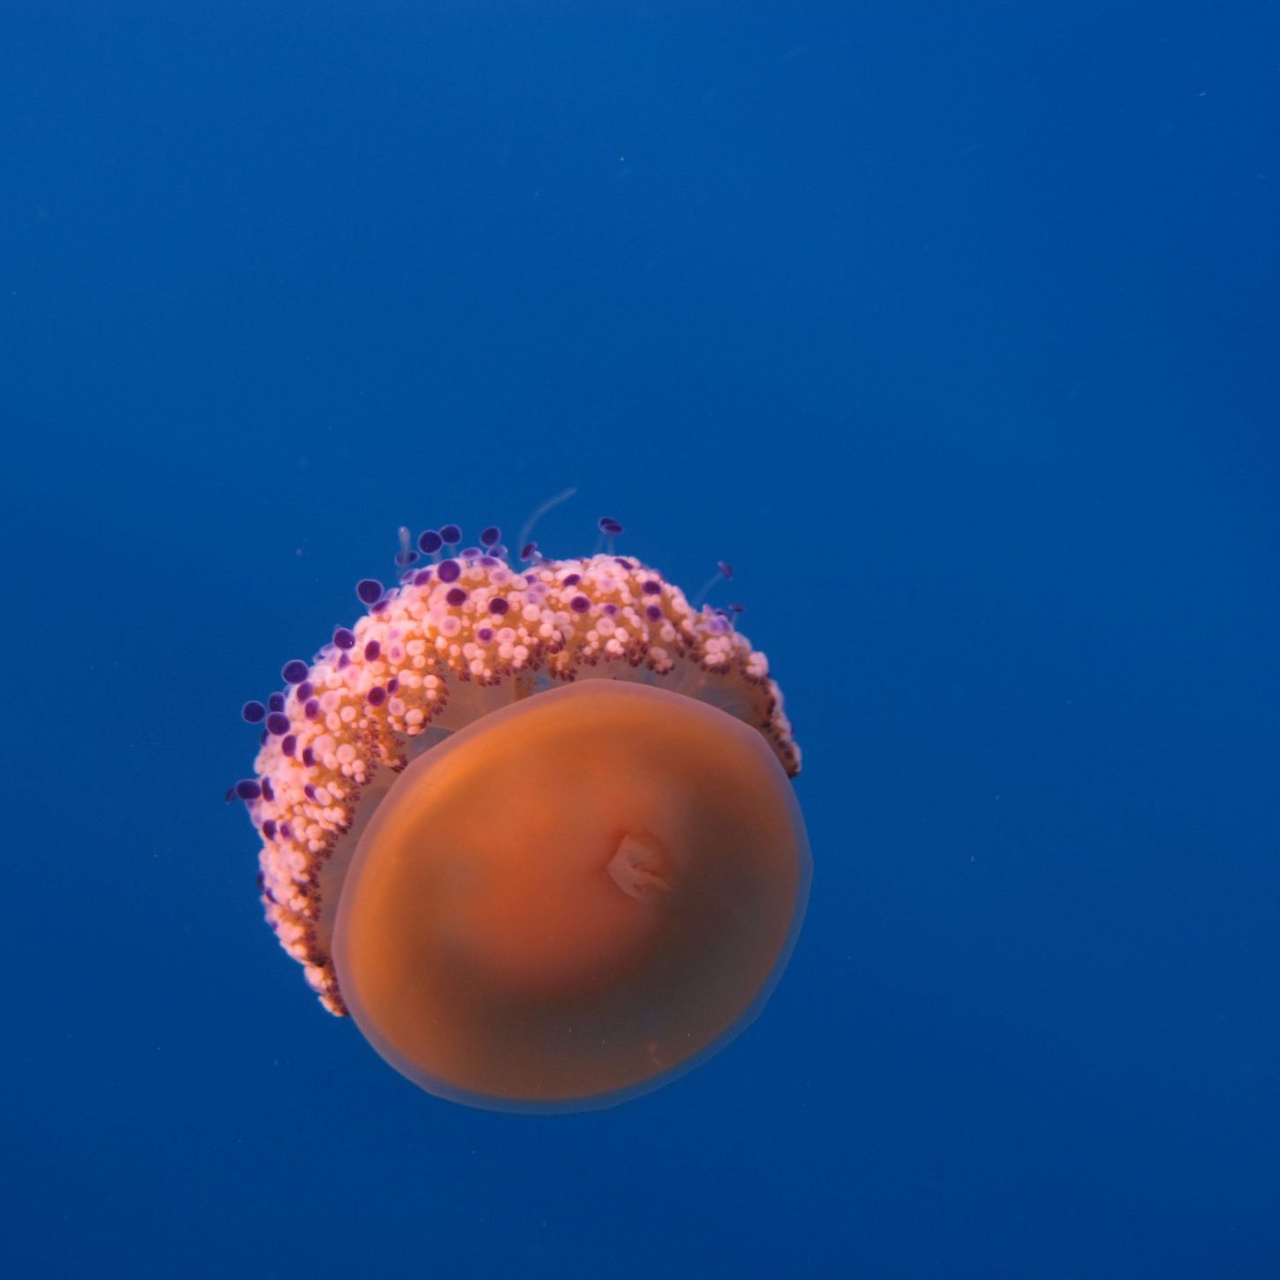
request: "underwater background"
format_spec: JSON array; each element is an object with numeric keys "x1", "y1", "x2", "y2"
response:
[{"x1": 4, "y1": 3, "x2": 1277, "y2": 1277}]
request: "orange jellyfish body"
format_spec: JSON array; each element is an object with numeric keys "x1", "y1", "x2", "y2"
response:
[{"x1": 240, "y1": 539, "x2": 809, "y2": 1111}]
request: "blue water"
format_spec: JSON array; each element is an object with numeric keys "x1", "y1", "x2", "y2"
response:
[{"x1": 4, "y1": 4, "x2": 1277, "y2": 1277}]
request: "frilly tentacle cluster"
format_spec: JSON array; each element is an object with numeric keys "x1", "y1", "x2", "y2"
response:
[{"x1": 242, "y1": 554, "x2": 799, "y2": 1014}]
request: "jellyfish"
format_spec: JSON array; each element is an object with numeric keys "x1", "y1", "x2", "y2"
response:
[{"x1": 235, "y1": 518, "x2": 809, "y2": 1111}]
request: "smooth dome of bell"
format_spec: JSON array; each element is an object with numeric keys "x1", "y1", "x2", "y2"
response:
[{"x1": 332, "y1": 681, "x2": 810, "y2": 1111}]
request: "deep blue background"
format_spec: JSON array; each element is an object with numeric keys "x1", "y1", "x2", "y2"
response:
[{"x1": 3, "y1": 3, "x2": 1277, "y2": 1276}]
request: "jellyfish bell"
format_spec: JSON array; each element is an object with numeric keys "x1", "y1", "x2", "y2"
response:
[
  {"x1": 335, "y1": 680, "x2": 808, "y2": 1110},
  {"x1": 238, "y1": 527, "x2": 809, "y2": 1112}
]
